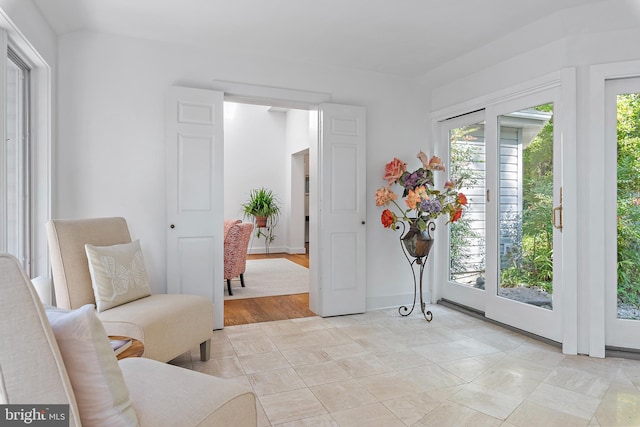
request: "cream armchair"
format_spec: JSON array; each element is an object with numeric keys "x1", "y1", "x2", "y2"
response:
[
  {"x1": 46, "y1": 217, "x2": 213, "y2": 362},
  {"x1": 0, "y1": 253, "x2": 256, "y2": 426}
]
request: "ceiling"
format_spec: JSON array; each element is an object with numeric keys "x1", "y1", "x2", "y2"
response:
[{"x1": 33, "y1": 0, "x2": 607, "y2": 78}]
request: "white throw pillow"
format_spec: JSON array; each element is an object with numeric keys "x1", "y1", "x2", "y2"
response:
[
  {"x1": 46, "y1": 304, "x2": 139, "y2": 427},
  {"x1": 85, "y1": 240, "x2": 151, "y2": 312}
]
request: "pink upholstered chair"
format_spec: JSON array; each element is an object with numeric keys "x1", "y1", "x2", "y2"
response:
[
  {"x1": 224, "y1": 219, "x2": 241, "y2": 237},
  {"x1": 224, "y1": 222, "x2": 254, "y2": 296}
]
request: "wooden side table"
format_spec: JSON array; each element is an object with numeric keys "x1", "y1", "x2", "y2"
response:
[{"x1": 109, "y1": 336, "x2": 144, "y2": 360}]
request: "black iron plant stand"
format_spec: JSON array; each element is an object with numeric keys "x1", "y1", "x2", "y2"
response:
[{"x1": 397, "y1": 220, "x2": 436, "y2": 322}]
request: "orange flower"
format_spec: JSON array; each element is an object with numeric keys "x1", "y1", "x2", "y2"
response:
[
  {"x1": 415, "y1": 185, "x2": 428, "y2": 199},
  {"x1": 375, "y1": 186, "x2": 398, "y2": 206},
  {"x1": 405, "y1": 189, "x2": 421, "y2": 210},
  {"x1": 450, "y1": 208, "x2": 463, "y2": 223},
  {"x1": 381, "y1": 209, "x2": 395, "y2": 228},
  {"x1": 383, "y1": 158, "x2": 406, "y2": 185},
  {"x1": 457, "y1": 193, "x2": 467, "y2": 206}
]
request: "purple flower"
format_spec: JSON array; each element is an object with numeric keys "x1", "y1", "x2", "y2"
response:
[
  {"x1": 403, "y1": 170, "x2": 423, "y2": 189},
  {"x1": 420, "y1": 199, "x2": 442, "y2": 214}
]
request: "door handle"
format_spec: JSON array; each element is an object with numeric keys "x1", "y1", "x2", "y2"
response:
[{"x1": 552, "y1": 187, "x2": 563, "y2": 232}]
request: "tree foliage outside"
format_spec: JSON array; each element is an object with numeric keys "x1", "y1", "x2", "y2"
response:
[
  {"x1": 448, "y1": 106, "x2": 556, "y2": 293},
  {"x1": 449, "y1": 125, "x2": 485, "y2": 284},
  {"x1": 617, "y1": 93, "x2": 640, "y2": 308},
  {"x1": 447, "y1": 96, "x2": 640, "y2": 309},
  {"x1": 500, "y1": 104, "x2": 555, "y2": 293}
]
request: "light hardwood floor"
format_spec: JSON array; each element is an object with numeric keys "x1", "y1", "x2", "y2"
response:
[{"x1": 224, "y1": 250, "x2": 314, "y2": 326}]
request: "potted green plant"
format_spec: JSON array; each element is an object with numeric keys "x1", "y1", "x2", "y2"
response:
[{"x1": 241, "y1": 187, "x2": 281, "y2": 253}]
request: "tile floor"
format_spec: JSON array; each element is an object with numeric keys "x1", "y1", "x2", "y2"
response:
[{"x1": 170, "y1": 304, "x2": 640, "y2": 426}]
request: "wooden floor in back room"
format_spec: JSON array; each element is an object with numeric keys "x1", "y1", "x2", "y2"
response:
[{"x1": 224, "y1": 249, "x2": 315, "y2": 326}]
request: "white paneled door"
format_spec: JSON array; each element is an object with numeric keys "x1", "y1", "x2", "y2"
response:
[
  {"x1": 315, "y1": 103, "x2": 367, "y2": 317},
  {"x1": 166, "y1": 86, "x2": 224, "y2": 329}
]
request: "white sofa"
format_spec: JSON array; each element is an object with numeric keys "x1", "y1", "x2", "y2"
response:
[
  {"x1": 0, "y1": 253, "x2": 257, "y2": 426},
  {"x1": 46, "y1": 217, "x2": 213, "y2": 363}
]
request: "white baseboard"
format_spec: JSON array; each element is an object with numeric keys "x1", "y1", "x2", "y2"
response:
[
  {"x1": 366, "y1": 291, "x2": 432, "y2": 312},
  {"x1": 247, "y1": 246, "x2": 307, "y2": 255},
  {"x1": 247, "y1": 246, "x2": 287, "y2": 255}
]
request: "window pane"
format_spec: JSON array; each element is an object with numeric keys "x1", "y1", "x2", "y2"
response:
[
  {"x1": 497, "y1": 104, "x2": 554, "y2": 310},
  {"x1": 617, "y1": 92, "x2": 640, "y2": 320},
  {"x1": 449, "y1": 122, "x2": 486, "y2": 288},
  {"x1": 4, "y1": 52, "x2": 29, "y2": 269}
]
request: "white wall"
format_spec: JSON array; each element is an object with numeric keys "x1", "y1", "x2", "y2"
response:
[
  {"x1": 223, "y1": 104, "x2": 312, "y2": 255},
  {"x1": 419, "y1": 0, "x2": 640, "y2": 100},
  {"x1": 285, "y1": 109, "x2": 313, "y2": 255},
  {"x1": 223, "y1": 102, "x2": 288, "y2": 253},
  {"x1": 56, "y1": 30, "x2": 429, "y2": 301}
]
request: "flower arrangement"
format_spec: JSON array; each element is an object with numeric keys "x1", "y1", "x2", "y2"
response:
[{"x1": 375, "y1": 151, "x2": 467, "y2": 232}]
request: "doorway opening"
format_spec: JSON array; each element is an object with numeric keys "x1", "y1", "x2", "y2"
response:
[{"x1": 222, "y1": 101, "x2": 317, "y2": 325}]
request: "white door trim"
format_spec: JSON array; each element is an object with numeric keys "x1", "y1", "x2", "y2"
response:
[
  {"x1": 212, "y1": 82, "x2": 367, "y2": 319},
  {"x1": 212, "y1": 80, "x2": 330, "y2": 110}
]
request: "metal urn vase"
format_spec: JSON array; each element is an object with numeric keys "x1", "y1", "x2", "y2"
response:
[{"x1": 398, "y1": 219, "x2": 436, "y2": 321}]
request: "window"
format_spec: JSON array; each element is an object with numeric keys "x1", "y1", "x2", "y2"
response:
[{"x1": 2, "y1": 48, "x2": 30, "y2": 271}]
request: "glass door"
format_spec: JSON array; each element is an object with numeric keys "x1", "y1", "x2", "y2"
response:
[
  {"x1": 484, "y1": 89, "x2": 563, "y2": 342},
  {"x1": 439, "y1": 111, "x2": 487, "y2": 312},
  {"x1": 439, "y1": 88, "x2": 565, "y2": 343},
  {"x1": 605, "y1": 77, "x2": 640, "y2": 350}
]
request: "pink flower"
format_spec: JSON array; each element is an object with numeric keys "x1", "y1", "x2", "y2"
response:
[
  {"x1": 425, "y1": 155, "x2": 445, "y2": 171},
  {"x1": 375, "y1": 186, "x2": 398, "y2": 206},
  {"x1": 375, "y1": 150, "x2": 466, "y2": 231},
  {"x1": 383, "y1": 158, "x2": 406, "y2": 185},
  {"x1": 418, "y1": 151, "x2": 446, "y2": 171},
  {"x1": 417, "y1": 151, "x2": 430, "y2": 169}
]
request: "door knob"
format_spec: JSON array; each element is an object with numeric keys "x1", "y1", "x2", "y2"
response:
[{"x1": 170, "y1": 224, "x2": 175, "y2": 229}]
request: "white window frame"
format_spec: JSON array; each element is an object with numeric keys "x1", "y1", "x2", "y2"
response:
[
  {"x1": 0, "y1": 21, "x2": 52, "y2": 279},
  {"x1": 2, "y1": 46, "x2": 31, "y2": 271}
]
